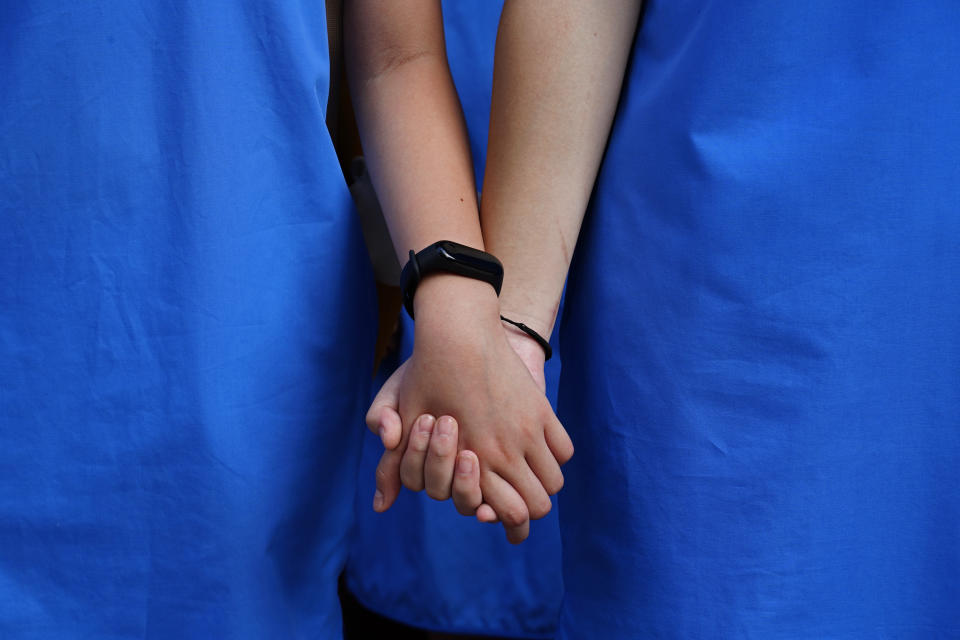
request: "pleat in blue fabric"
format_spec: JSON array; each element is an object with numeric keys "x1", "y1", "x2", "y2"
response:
[
  {"x1": 1, "y1": 2, "x2": 375, "y2": 638},
  {"x1": 558, "y1": 1, "x2": 960, "y2": 638},
  {"x1": 344, "y1": 3, "x2": 565, "y2": 638}
]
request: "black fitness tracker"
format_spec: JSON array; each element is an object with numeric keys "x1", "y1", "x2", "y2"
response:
[{"x1": 400, "y1": 241, "x2": 504, "y2": 318}]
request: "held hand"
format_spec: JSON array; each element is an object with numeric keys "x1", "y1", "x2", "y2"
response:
[
  {"x1": 364, "y1": 318, "x2": 551, "y2": 464},
  {"x1": 450, "y1": 318, "x2": 555, "y2": 524},
  {"x1": 398, "y1": 414, "x2": 546, "y2": 531},
  {"x1": 366, "y1": 360, "x2": 507, "y2": 519},
  {"x1": 364, "y1": 275, "x2": 573, "y2": 543}
]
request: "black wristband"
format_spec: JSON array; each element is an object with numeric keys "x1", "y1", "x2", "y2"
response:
[
  {"x1": 500, "y1": 315, "x2": 553, "y2": 361},
  {"x1": 400, "y1": 241, "x2": 504, "y2": 318}
]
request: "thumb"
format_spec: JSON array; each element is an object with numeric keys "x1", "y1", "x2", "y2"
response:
[
  {"x1": 365, "y1": 361, "x2": 406, "y2": 450},
  {"x1": 373, "y1": 447, "x2": 403, "y2": 512}
]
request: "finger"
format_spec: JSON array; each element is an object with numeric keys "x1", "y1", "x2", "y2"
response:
[
  {"x1": 476, "y1": 504, "x2": 498, "y2": 523},
  {"x1": 480, "y1": 470, "x2": 530, "y2": 544},
  {"x1": 452, "y1": 450, "x2": 483, "y2": 515},
  {"x1": 399, "y1": 414, "x2": 436, "y2": 492},
  {"x1": 424, "y1": 416, "x2": 458, "y2": 500},
  {"x1": 526, "y1": 440, "x2": 565, "y2": 496},
  {"x1": 544, "y1": 414, "x2": 575, "y2": 465},
  {"x1": 365, "y1": 366, "x2": 405, "y2": 449},
  {"x1": 373, "y1": 408, "x2": 418, "y2": 513},
  {"x1": 502, "y1": 460, "x2": 554, "y2": 521},
  {"x1": 373, "y1": 447, "x2": 403, "y2": 512},
  {"x1": 377, "y1": 407, "x2": 403, "y2": 450}
]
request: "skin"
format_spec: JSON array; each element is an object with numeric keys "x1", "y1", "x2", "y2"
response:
[
  {"x1": 481, "y1": 0, "x2": 644, "y2": 338},
  {"x1": 371, "y1": 315, "x2": 555, "y2": 529},
  {"x1": 371, "y1": 0, "x2": 642, "y2": 536},
  {"x1": 367, "y1": 274, "x2": 571, "y2": 543},
  {"x1": 344, "y1": 0, "x2": 482, "y2": 255},
  {"x1": 346, "y1": 0, "x2": 573, "y2": 543}
]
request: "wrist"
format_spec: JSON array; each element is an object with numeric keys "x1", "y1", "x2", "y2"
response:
[
  {"x1": 497, "y1": 305, "x2": 554, "y2": 342},
  {"x1": 401, "y1": 240, "x2": 503, "y2": 319},
  {"x1": 412, "y1": 273, "x2": 502, "y2": 326},
  {"x1": 501, "y1": 318, "x2": 547, "y2": 363}
]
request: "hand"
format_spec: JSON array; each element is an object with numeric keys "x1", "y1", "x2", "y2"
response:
[
  {"x1": 462, "y1": 317, "x2": 555, "y2": 523},
  {"x1": 365, "y1": 274, "x2": 573, "y2": 543},
  {"x1": 368, "y1": 318, "x2": 550, "y2": 479},
  {"x1": 385, "y1": 413, "x2": 546, "y2": 528},
  {"x1": 391, "y1": 416, "x2": 515, "y2": 526}
]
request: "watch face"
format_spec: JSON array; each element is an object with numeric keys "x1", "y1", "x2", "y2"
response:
[
  {"x1": 401, "y1": 241, "x2": 505, "y2": 318},
  {"x1": 438, "y1": 241, "x2": 503, "y2": 275},
  {"x1": 437, "y1": 244, "x2": 457, "y2": 261}
]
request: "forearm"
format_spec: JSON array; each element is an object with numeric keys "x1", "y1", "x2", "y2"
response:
[
  {"x1": 344, "y1": 0, "x2": 483, "y2": 265},
  {"x1": 481, "y1": 0, "x2": 642, "y2": 337}
]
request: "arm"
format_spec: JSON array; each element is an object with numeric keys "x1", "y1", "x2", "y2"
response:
[
  {"x1": 345, "y1": 0, "x2": 482, "y2": 260},
  {"x1": 482, "y1": 0, "x2": 642, "y2": 343},
  {"x1": 358, "y1": 1, "x2": 641, "y2": 536},
  {"x1": 345, "y1": 0, "x2": 495, "y2": 464},
  {"x1": 346, "y1": 0, "x2": 572, "y2": 543},
  {"x1": 410, "y1": 0, "x2": 642, "y2": 526}
]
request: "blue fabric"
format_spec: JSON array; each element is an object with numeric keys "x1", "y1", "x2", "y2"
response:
[
  {"x1": 1, "y1": 2, "x2": 375, "y2": 638},
  {"x1": 557, "y1": 2, "x2": 960, "y2": 638},
  {"x1": 344, "y1": 2, "x2": 565, "y2": 637},
  {"x1": 347, "y1": 316, "x2": 563, "y2": 639}
]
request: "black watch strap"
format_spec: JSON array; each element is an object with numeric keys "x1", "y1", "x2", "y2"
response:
[
  {"x1": 400, "y1": 241, "x2": 504, "y2": 318},
  {"x1": 500, "y1": 315, "x2": 553, "y2": 361}
]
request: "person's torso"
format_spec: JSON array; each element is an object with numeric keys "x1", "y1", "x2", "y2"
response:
[
  {"x1": 1, "y1": 3, "x2": 375, "y2": 637},
  {"x1": 557, "y1": 1, "x2": 960, "y2": 637}
]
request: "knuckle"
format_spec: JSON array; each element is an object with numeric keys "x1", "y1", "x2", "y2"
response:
[
  {"x1": 410, "y1": 432, "x2": 430, "y2": 453},
  {"x1": 399, "y1": 467, "x2": 422, "y2": 491},
  {"x1": 452, "y1": 484, "x2": 478, "y2": 508},
  {"x1": 484, "y1": 447, "x2": 520, "y2": 472},
  {"x1": 529, "y1": 498, "x2": 552, "y2": 520},
  {"x1": 540, "y1": 402, "x2": 555, "y2": 418},
  {"x1": 536, "y1": 406, "x2": 555, "y2": 426},
  {"x1": 501, "y1": 506, "x2": 528, "y2": 528},
  {"x1": 505, "y1": 525, "x2": 528, "y2": 544},
  {"x1": 430, "y1": 434, "x2": 454, "y2": 457},
  {"x1": 514, "y1": 533, "x2": 529, "y2": 544},
  {"x1": 546, "y1": 473, "x2": 564, "y2": 495},
  {"x1": 452, "y1": 481, "x2": 474, "y2": 500},
  {"x1": 454, "y1": 500, "x2": 476, "y2": 516},
  {"x1": 475, "y1": 437, "x2": 508, "y2": 459},
  {"x1": 425, "y1": 485, "x2": 450, "y2": 501}
]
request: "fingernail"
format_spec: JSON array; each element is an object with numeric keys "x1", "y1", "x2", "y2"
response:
[
  {"x1": 456, "y1": 454, "x2": 473, "y2": 476},
  {"x1": 437, "y1": 416, "x2": 455, "y2": 437},
  {"x1": 373, "y1": 490, "x2": 384, "y2": 511},
  {"x1": 420, "y1": 414, "x2": 436, "y2": 432},
  {"x1": 412, "y1": 416, "x2": 435, "y2": 451}
]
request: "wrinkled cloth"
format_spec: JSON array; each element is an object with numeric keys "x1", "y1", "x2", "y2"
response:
[
  {"x1": 344, "y1": 4, "x2": 565, "y2": 637},
  {"x1": 557, "y1": 2, "x2": 960, "y2": 638},
  {"x1": 1, "y1": 2, "x2": 375, "y2": 638}
]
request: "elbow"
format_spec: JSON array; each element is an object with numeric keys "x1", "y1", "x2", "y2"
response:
[
  {"x1": 364, "y1": 45, "x2": 437, "y2": 81},
  {"x1": 343, "y1": 2, "x2": 447, "y2": 90},
  {"x1": 349, "y1": 43, "x2": 443, "y2": 89},
  {"x1": 343, "y1": 7, "x2": 442, "y2": 87}
]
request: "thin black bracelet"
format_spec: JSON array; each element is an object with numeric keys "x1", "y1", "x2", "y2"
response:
[{"x1": 500, "y1": 315, "x2": 553, "y2": 361}]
